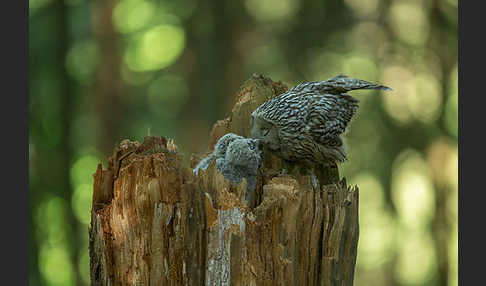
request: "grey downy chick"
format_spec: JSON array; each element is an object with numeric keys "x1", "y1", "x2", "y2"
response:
[
  {"x1": 217, "y1": 137, "x2": 262, "y2": 204},
  {"x1": 193, "y1": 133, "x2": 245, "y2": 175},
  {"x1": 193, "y1": 133, "x2": 262, "y2": 205}
]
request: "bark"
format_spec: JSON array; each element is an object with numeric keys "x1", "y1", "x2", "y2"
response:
[{"x1": 89, "y1": 75, "x2": 359, "y2": 286}]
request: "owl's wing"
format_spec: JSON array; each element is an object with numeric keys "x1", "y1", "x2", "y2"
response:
[
  {"x1": 320, "y1": 75, "x2": 392, "y2": 94},
  {"x1": 290, "y1": 75, "x2": 392, "y2": 95},
  {"x1": 306, "y1": 94, "x2": 359, "y2": 144}
]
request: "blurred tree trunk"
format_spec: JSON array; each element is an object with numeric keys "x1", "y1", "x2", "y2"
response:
[
  {"x1": 92, "y1": 0, "x2": 125, "y2": 155},
  {"x1": 89, "y1": 75, "x2": 360, "y2": 285},
  {"x1": 54, "y1": 0, "x2": 83, "y2": 284}
]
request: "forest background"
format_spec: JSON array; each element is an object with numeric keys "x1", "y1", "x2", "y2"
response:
[{"x1": 29, "y1": 0, "x2": 458, "y2": 285}]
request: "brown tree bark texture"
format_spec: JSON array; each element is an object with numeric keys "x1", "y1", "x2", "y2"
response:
[{"x1": 89, "y1": 75, "x2": 359, "y2": 286}]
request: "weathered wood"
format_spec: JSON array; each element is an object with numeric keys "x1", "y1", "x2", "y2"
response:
[{"x1": 89, "y1": 75, "x2": 359, "y2": 285}]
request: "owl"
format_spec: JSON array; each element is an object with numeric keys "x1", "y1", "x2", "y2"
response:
[{"x1": 250, "y1": 75, "x2": 391, "y2": 163}]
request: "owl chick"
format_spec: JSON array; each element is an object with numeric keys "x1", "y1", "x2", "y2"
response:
[
  {"x1": 193, "y1": 133, "x2": 262, "y2": 205},
  {"x1": 219, "y1": 137, "x2": 262, "y2": 183},
  {"x1": 193, "y1": 133, "x2": 244, "y2": 175},
  {"x1": 218, "y1": 137, "x2": 262, "y2": 205},
  {"x1": 250, "y1": 75, "x2": 391, "y2": 164}
]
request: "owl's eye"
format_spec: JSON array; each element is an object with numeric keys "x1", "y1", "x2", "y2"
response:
[
  {"x1": 249, "y1": 143, "x2": 255, "y2": 150},
  {"x1": 329, "y1": 138, "x2": 341, "y2": 147}
]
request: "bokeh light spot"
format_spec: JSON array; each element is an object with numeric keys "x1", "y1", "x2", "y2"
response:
[
  {"x1": 448, "y1": 218, "x2": 458, "y2": 286},
  {"x1": 389, "y1": 2, "x2": 429, "y2": 46},
  {"x1": 426, "y1": 138, "x2": 457, "y2": 189},
  {"x1": 39, "y1": 243, "x2": 75, "y2": 286},
  {"x1": 344, "y1": 0, "x2": 379, "y2": 18},
  {"x1": 72, "y1": 184, "x2": 93, "y2": 225},
  {"x1": 35, "y1": 196, "x2": 71, "y2": 246},
  {"x1": 65, "y1": 40, "x2": 100, "y2": 84},
  {"x1": 348, "y1": 22, "x2": 386, "y2": 54},
  {"x1": 70, "y1": 155, "x2": 101, "y2": 187},
  {"x1": 410, "y1": 73, "x2": 442, "y2": 123},
  {"x1": 341, "y1": 54, "x2": 378, "y2": 84},
  {"x1": 113, "y1": 0, "x2": 156, "y2": 34},
  {"x1": 244, "y1": 0, "x2": 299, "y2": 22},
  {"x1": 125, "y1": 24, "x2": 186, "y2": 72},
  {"x1": 391, "y1": 149, "x2": 435, "y2": 229},
  {"x1": 79, "y1": 248, "x2": 91, "y2": 284},
  {"x1": 444, "y1": 64, "x2": 458, "y2": 138},
  {"x1": 351, "y1": 173, "x2": 396, "y2": 268},
  {"x1": 395, "y1": 230, "x2": 437, "y2": 285},
  {"x1": 446, "y1": 148, "x2": 458, "y2": 217},
  {"x1": 382, "y1": 65, "x2": 443, "y2": 124},
  {"x1": 381, "y1": 65, "x2": 415, "y2": 124}
]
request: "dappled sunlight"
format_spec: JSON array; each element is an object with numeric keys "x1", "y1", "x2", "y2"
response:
[
  {"x1": 39, "y1": 243, "x2": 76, "y2": 286},
  {"x1": 113, "y1": 0, "x2": 157, "y2": 34},
  {"x1": 341, "y1": 53, "x2": 379, "y2": 84},
  {"x1": 29, "y1": 0, "x2": 458, "y2": 284},
  {"x1": 244, "y1": 0, "x2": 299, "y2": 22},
  {"x1": 71, "y1": 184, "x2": 93, "y2": 225},
  {"x1": 65, "y1": 39, "x2": 100, "y2": 84},
  {"x1": 389, "y1": 1, "x2": 430, "y2": 46},
  {"x1": 348, "y1": 22, "x2": 387, "y2": 55},
  {"x1": 70, "y1": 154, "x2": 101, "y2": 187},
  {"x1": 78, "y1": 250, "x2": 91, "y2": 285},
  {"x1": 35, "y1": 196, "x2": 72, "y2": 246},
  {"x1": 36, "y1": 196, "x2": 75, "y2": 285},
  {"x1": 446, "y1": 149, "x2": 458, "y2": 218},
  {"x1": 411, "y1": 73, "x2": 443, "y2": 123},
  {"x1": 351, "y1": 173, "x2": 396, "y2": 269},
  {"x1": 344, "y1": 0, "x2": 380, "y2": 19},
  {"x1": 394, "y1": 229, "x2": 437, "y2": 285},
  {"x1": 445, "y1": 64, "x2": 458, "y2": 138},
  {"x1": 426, "y1": 138, "x2": 458, "y2": 189},
  {"x1": 124, "y1": 24, "x2": 185, "y2": 72},
  {"x1": 391, "y1": 149, "x2": 435, "y2": 230},
  {"x1": 448, "y1": 219, "x2": 458, "y2": 286},
  {"x1": 381, "y1": 65, "x2": 416, "y2": 125}
]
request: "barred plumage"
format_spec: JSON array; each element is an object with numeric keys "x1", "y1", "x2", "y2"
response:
[{"x1": 250, "y1": 75, "x2": 391, "y2": 163}]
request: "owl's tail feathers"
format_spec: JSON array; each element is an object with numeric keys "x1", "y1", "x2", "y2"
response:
[{"x1": 322, "y1": 75, "x2": 392, "y2": 93}]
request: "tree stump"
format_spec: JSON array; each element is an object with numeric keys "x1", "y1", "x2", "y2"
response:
[{"x1": 89, "y1": 75, "x2": 359, "y2": 286}]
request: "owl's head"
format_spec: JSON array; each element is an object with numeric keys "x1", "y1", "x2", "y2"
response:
[{"x1": 250, "y1": 114, "x2": 280, "y2": 151}]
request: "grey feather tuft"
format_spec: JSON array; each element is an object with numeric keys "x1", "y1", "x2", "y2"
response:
[{"x1": 193, "y1": 133, "x2": 262, "y2": 205}]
